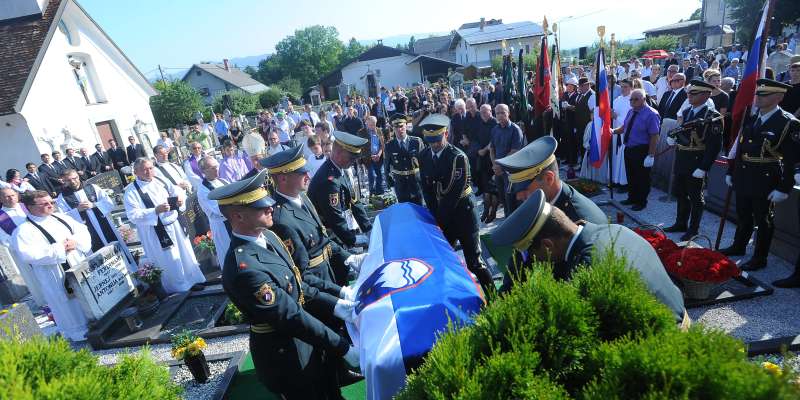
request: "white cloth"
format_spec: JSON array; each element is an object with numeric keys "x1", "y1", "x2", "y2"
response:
[
  {"x1": 241, "y1": 132, "x2": 266, "y2": 157},
  {"x1": 641, "y1": 79, "x2": 657, "y2": 97},
  {"x1": 156, "y1": 161, "x2": 191, "y2": 191},
  {"x1": 578, "y1": 116, "x2": 609, "y2": 184},
  {"x1": 123, "y1": 179, "x2": 205, "y2": 293},
  {"x1": 197, "y1": 179, "x2": 230, "y2": 268},
  {"x1": 301, "y1": 111, "x2": 320, "y2": 126},
  {"x1": 655, "y1": 76, "x2": 671, "y2": 103},
  {"x1": 612, "y1": 94, "x2": 632, "y2": 128},
  {"x1": 306, "y1": 154, "x2": 327, "y2": 178},
  {"x1": 0, "y1": 205, "x2": 46, "y2": 307},
  {"x1": 12, "y1": 213, "x2": 92, "y2": 341},
  {"x1": 56, "y1": 184, "x2": 135, "y2": 271}
]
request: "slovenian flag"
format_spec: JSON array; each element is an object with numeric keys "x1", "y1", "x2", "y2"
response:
[
  {"x1": 347, "y1": 203, "x2": 484, "y2": 400},
  {"x1": 589, "y1": 46, "x2": 612, "y2": 168},
  {"x1": 729, "y1": 0, "x2": 772, "y2": 149}
]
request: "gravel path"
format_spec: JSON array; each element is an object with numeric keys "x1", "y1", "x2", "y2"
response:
[{"x1": 172, "y1": 359, "x2": 230, "y2": 400}]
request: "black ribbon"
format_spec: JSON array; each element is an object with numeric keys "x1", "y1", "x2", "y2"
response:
[{"x1": 62, "y1": 185, "x2": 117, "y2": 252}]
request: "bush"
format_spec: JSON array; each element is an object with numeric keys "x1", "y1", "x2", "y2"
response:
[
  {"x1": 150, "y1": 80, "x2": 205, "y2": 129},
  {"x1": 259, "y1": 88, "x2": 283, "y2": 109},
  {"x1": 212, "y1": 90, "x2": 259, "y2": 115},
  {"x1": 0, "y1": 335, "x2": 181, "y2": 400},
  {"x1": 397, "y1": 251, "x2": 800, "y2": 399},
  {"x1": 636, "y1": 35, "x2": 679, "y2": 56}
]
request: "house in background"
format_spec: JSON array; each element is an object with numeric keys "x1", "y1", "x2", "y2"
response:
[
  {"x1": 643, "y1": 0, "x2": 734, "y2": 49},
  {"x1": 451, "y1": 19, "x2": 545, "y2": 67},
  {"x1": 413, "y1": 34, "x2": 456, "y2": 62},
  {"x1": 0, "y1": 0, "x2": 159, "y2": 174},
  {"x1": 182, "y1": 61, "x2": 268, "y2": 105},
  {"x1": 317, "y1": 44, "x2": 461, "y2": 102}
]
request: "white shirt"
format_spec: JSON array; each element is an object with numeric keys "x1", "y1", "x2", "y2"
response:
[
  {"x1": 301, "y1": 111, "x2": 320, "y2": 126},
  {"x1": 641, "y1": 66, "x2": 652, "y2": 79},
  {"x1": 758, "y1": 106, "x2": 781, "y2": 123},
  {"x1": 232, "y1": 231, "x2": 268, "y2": 249},
  {"x1": 641, "y1": 79, "x2": 657, "y2": 97},
  {"x1": 276, "y1": 191, "x2": 303, "y2": 208},
  {"x1": 612, "y1": 94, "x2": 632, "y2": 129}
]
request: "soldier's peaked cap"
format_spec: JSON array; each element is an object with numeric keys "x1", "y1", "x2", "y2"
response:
[
  {"x1": 755, "y1": 78, "x2": 792, "y2": 94},
  {"x1": 687, "y1": 79, "x2": 714, "y2": 92},
  {"x1": 390, "y1": 113, "x2": 411, "y2": 125},
  {"x1": 260, "y1": 145, "x2": 309, "y2": 174},
  {"x1": 492, "y1": 189, "x2": 550, "y2": 250},
  {"x1": 497, "y1": 136, "x2": 558, "y2": 193},
  {"x1": 208, "y1": 169, "x2": 275, "y2": 208},
  {"x1": 419, "y1": 113, "x2": 450, "y2": 143},
  {"x1": 332, "y1": 130, "x2": 367, "y2": 154}
]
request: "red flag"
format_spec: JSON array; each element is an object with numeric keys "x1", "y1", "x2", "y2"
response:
[{"x1": 534, "y1": 34, "x2": 551, "y2": 117}]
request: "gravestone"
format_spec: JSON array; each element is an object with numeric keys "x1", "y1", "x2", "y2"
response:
[
  {"x1": 65, "y1": 243, "x2": 136, "y2": 321},
  {"x1": 0, "y1": 245, "x2": 29, "y2": 304},
  {"x1": 0, "y1": 303, "x2": 41, "y2": 341},
  {"x1": 85, "y1": 171, "x2": 125, "y2": 196}
]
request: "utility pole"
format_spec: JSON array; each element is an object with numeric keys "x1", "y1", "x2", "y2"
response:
[{"x1": 158, "y1": 64, "x2": 166, "y2": 82}]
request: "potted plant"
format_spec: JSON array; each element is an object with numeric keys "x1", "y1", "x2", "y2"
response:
[
  {"x1": 135, "y1": 261, "x2": 167, "y2": 301},
  {"x1": 171, "y1": 330, "x2": 209, "y2": 383},
  {"x1": 193, "y1": 231, "x2": 217, "y2": 266}
]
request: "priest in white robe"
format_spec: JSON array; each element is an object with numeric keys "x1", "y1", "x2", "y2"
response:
[
  {"x1": 124, "y1": 159, "x2": 205, "y2": 293},
  {"x1": 153, "y1": 144, "x2": 193, "y2": 193},
  {"x1": 12, "y1": 190, "x2": 91, "y2": 341},
  {"x1": 611, "y1": 80, "x2": 633, "y2": 186},
  {"x1": 196, "y1": 156, "x2": 230, "y2": 268},
  {"x1": 0, "y1": 188, "x2": 46, "y2": 307},
  {"x1": 55, "y1": 169, "x2": 136, "y2": 271}
]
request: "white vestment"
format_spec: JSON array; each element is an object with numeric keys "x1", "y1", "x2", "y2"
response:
[
  {"x1": 611, "y1": 95, "x2": 632, "y2": 186},
  {"x1": 56, "y1": 184, "x2": 135, "y2": 271},
  {"x1": 197, "y1": 179, "x2": 230, "y2": 268},
  {"x1": 578, "y1": 114, "x2": 610, "y2": 184},
  {"x1": 0, "y1": 205, "x2": 46, "y2": 306},
  {"x1": 12, "y1": 212, "x2": 91, "y2": 341},
  {"x1": 155, "y1": 161, "x2": 192, "y2": 192},
  {"x1": 123, "y1": 178, "x2": 205, "y2": 293}
]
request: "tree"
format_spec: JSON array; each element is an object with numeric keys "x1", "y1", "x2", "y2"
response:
[
  {"x1": 636, "y1": 35, "x2": 679, "y2": 56},
  {"x1": 270, "y1": 25, "x2": 345, "y2": 90},
  {"x1": 729, "y1": 0, "x2": 800, "y2": 46},
  {"x1": 688, "y1": 8, "x2": 702, "y2": 20},
  {"x1": 408, "y1": 36, "x2": 416, "y2": 53},
  {"x1": 149, "y1": 80, "x2": 205, "y2": 129},
  {"x1": 212, "y1": 90, "x2": 259, "y2": 115},
  {"x1": 341, "y1": 37, "x2": 367, "y2": 62},
  {"x1": 243, "y1": 65, "x2": 257, "y2": 76},
  {"x1": 259, "y1": 88, "x2": 282, "y2": 109},
  {"x1": 275, "y1": 77, "x2": 303, "y2": 100}
]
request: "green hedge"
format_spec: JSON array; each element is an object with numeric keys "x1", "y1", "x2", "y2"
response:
[
  {"x1": 398, "y1": 249, "x2": 800, "y2": 399},
  {"x1": 0, "y1": 335, "x2": 181, "y2": 400}
]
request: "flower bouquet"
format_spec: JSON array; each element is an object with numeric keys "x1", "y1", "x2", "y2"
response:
[
  {"x1": 193, "y1": 231, "x2": 216, "y2": 254},
  {"x1": 662, "y1": 248, "x2": 740, "y2": 299},
  {"x1": 135, "y1": 261, "x2": 167, "y2": 301},
  {"x1": 566, "y1": 178, "x2": 602, "y2": 197},
  {"x1": 633, "y1": 227, "x2": 680, "y2": 262},
  {"x1": 171, "y1": 330, "x2": 209, "y2": 383}
]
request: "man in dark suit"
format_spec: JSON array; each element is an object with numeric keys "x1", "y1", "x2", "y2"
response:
[
  {"x1": 25, "y1": 162, "x2": 55, "y2": 196},
  {"x1": 51, "y1": 150, "x2": 68, "y2": 175},
  {"x1": 37, "y1": 153, "x2": 62, "y2": 195},
  {"x1": 126, "y1": 136, "x2": 146, "y2": 163},
  {"x1": 79, "y1": 147, "x2": 99, "y2": 178},
  {"x1": 92, "y1": 143, "x2": 113, "y2": 173},
  {"x1": 63, "y1": 148, "x2": 83, "y2": 180},
  {"x1": 107, "y1": 139, "x2": 128, "y2": 181},
  {"x1": 658, "y1": 72, "x2": 687, "y2": 121}
]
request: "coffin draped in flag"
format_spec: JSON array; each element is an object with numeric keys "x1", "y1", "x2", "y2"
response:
[
  {"x1": 347, "y1": 203, "x2": 484, "y2": 400},
  {"x1": 589, "y1": 46, "x2": 613, "y2": 168}
]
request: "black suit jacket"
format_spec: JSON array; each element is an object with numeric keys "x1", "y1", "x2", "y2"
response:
[
  {"x1": 658, "y1": 89, "x2": 687, "y2": 121},
  {"x1": 37, "y1": 163, "x2": 62, "y2": 193},
  {"x1": 80, "y1": 155, "x2": 99, "y2": 176},
  {"x1": 25, "y1": 172, "x2": 54, "y2": 194},
  {"x1": 127, "y1": 144, "x2": 146, "y2": 163},
  {"x1": 107, "y1": 147, "x2": 128, "y2": 168},
  {"x1": 92, "y1": 152, "x2": 111, "y2": 172}
]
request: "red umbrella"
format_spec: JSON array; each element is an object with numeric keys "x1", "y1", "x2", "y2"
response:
[{"x1": 641, "y1": 49, "x2": 670, "y2": 59}]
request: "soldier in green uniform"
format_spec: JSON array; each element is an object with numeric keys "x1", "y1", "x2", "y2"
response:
[
  {"x1": 492, "y1": 189, "x2": 688, "y2": 324},
  {"x1": 663, "y1": 80, "x2": 723, "y2": 241},
  {"x1": 722, "y1": 79, "x2": 800, "y2": 271},
  {"x1": 209, "y1": 170, "x2": 359, "y2": 399},
  {"x1": 308, "y1": 131, "x2": 372, "y2": 249},
  {"x1": 384, "y1": 113, "x2": 425, "y2": 205},
  {"x1": 418, "y1": 113, "x2": 495, "y2": 294},
  {"x1": 494, "y1": 136, "x2": 607, "y2": 292}
]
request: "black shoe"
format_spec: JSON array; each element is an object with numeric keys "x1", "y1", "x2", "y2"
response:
[
  {"x1": 631, "y1": 204, "x2": 646, "y2": 211},
  {"x1": 663, "y1": 224, "x2": 688, "y2": 233},
  {"x1": 339, "y1": 369, "x2": 364, "y2": 386},
  {"x1": 679, "y1": 231, "x2": 698, "y2": 242},
  {"x1": 773, "y1": 272, "x2": 800, "y2": 288},
  {"x1": 719, "y1": 246, "x2": 746, "y2": 257},
  {"x1": 740, "y1": 257, "x2": 767, "y2": 271},
  {"x1": 620, "y1": 198, "x2": 635, "y2": 205}
]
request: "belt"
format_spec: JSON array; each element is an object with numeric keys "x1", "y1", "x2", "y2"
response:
[
  {"x1": 308, "y1": 244, "x2": 332, "y2": 268},
  {"x1": 251, "y1": 322, "x2": 276, "y2": 334},
  {"x1": 391, "y1": 168, "x2": 419, "y2": 176},
  {"x1": 676, "y1": 144, "x2": 705, "y2": 151},
  {"x1": 742, "y1": 154, "x2": 780, "y2": 164}
]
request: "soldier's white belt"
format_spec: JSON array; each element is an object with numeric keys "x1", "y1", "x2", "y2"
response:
[
  {"x1": 309, "y1": 244, "x2": 332, "y2": 268},
  {"x1": 251, "y1": 322, "x2": 276, "y2": 334},
  {"x1": 742, "y1": 155, "x2": 781, "y2": 163},
  {"x1": 676, "y1": 144, "x2": 706, "y2": 151},
  {"x1": 391, "y1": 168, "x2": 419, "y2": 176}
]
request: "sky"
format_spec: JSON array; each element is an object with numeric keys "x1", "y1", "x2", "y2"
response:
[{"x1": 78, "y1": 0, "x2": 701, "y2": 76}]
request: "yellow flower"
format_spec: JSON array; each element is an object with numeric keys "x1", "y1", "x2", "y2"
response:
[
  {"x1": 761, "y1": 361, "x2": 782, "y2": 376},
  {"x1": 0, "y1": 310, "x2": 8, "y2": 315},
  {"x1": 195, "y1": 338, "x2": 207, "y2": 349},
  {"x1": 171, "y1": 347, "x2": 186, "y2": 359}
]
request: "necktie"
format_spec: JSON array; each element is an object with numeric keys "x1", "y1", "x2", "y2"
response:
[
  {"x1": 624, "y1": 111, "x2": 639, "y2": 145},
  {"x1": 666, "y1": 91, "x2": 676, "y2": 109},
  {"x1": 753, "y1": 117, "x2": 763, "y2": 131},
  {"x1": 401, "y1": 139, "x2": 406, "y2": 152},
  {"x1": 686, "y1": 110, "x2": 694, "y2": 121}
]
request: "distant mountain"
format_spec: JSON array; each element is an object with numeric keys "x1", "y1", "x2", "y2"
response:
[
  {"x1": 357, "y1": 32, "x2": 450, "y2": 49},
  {"x1": 229, "y1": 53, "x2": 271, "y2": 68}
]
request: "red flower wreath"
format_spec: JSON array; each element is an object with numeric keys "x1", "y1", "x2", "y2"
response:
[
  {"x1": 633, "y1": 228, "x2": 679, "y2": 262},
  {"x1": 662, "y1": 248, "x2": 740, "y2": 283}
]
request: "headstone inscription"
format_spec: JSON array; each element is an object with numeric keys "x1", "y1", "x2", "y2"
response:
[{"x1": 65, "y1": 243, "x2": 136, "y2": 321}]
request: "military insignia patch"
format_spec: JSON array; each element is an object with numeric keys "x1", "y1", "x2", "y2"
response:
[
  {"x1": 329, "y1": 193, "x2": 340, "y2": 207},
  {"x1": 255, "y1": 283, "x2": 275, "y2": 306},
  {"x1": 238, "y1": 262, "x2": 247, "y2": 270},
  {"x1": 328, "y1": 175, "x2": 334, "y2": 181},
  {"x1": 283, "y1": 239, "x2": 295, "y2": 255},
  {"x1": 454, "y1": 168, "x2": 463, "y2": 180}
]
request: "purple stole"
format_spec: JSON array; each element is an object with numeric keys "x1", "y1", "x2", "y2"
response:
[
  {"x1": 189, "y1": 155, "x2": 202, "y2": 177},
  {"x1": 0, "y1": 209, "x2": 18, "y2": 235}
]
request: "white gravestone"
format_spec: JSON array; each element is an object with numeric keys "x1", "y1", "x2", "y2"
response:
[{"x1": 65, "y1": 243, "x2": 136, "y2": 321}]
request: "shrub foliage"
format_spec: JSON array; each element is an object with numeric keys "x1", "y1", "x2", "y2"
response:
[{"x1": 398, "y1": 250, "x2": 800, "y2": 399}]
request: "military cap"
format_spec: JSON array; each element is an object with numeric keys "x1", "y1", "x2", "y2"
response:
[
  {"x1": 208, "y1": 169, "x2": 275, "y2": 208},
  {"x1": 260, "y1": 145, "x2": 309, "y2": 175},
  {"x1": 419, "y1": 113, "x2": 450, "y2": 143},
  {"x1": 565, "y1": 77, "x2": 579, "y2": 86},
  {"x1": 686, "y1": 79, "x2": 715, "y2": 93},
  {"x1": 790, "y1": 55, "x2": 800, "y2": 68},
  {"x1": 496, "y1": 136, "x2": 558, "y2": 193},
  {"x1": 578, "y1": 77, "x2": 590, "y2": 85},
  {"x1": 492, "y1": 189, "x2": 551, "y2": 250},
  {"x1": 390, "y1": 113, "x2": 410, "y2": 126},
  {"x1": 755, "y1": 78, "x2": 792, "y2": 95},
  {"x1": 332, "y1": 130, "x2": 368, "y2": 154}
]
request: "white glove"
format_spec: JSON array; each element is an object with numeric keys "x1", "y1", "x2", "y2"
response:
[
  {"x1": 767, "y1": 190, "x2": 789, "y2": 203},
  {"x1": 343, "y1": 346, "x2": 360, "y2": 368},
  {"x1": 643, "y1": 155, "x2": 655, "y2": 168},
  {"x1": 795, "y1": 173, "x2": 800, "y2": 186},
  {"x1": 333, "y1": 299, "x2": 357, "y2": 323},
  {"x1": 345, "y1": 253, "x2": 368, "y2": 275},
  {"x1": 354, "y1": 234, "x2": 369, "y2": 246},
  {"x1": 725, "y1": 175, "x2": 733, "y2": 187},
  {"x1": 340, "y1": 285, "x2": 357, "y2": 301},
  {"x1": 691, "y1": 169, "x2": 706, "y2": 179},
  {"x1": 666, "y1": 137, "x2": 676, "y2": 146}
]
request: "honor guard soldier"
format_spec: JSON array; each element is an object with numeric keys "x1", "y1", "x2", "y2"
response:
[
  {"x1": 722, "y1": 79, "x2": 800, "y2": 271},
  {"x1": 492, "y1": 189, "x2": 688, "y2": 325},
  {"x1": 418, "y1": 113, "x2": 495, "y2": 294},
  {"x1": 494, "y1": 136, "x2": 607, "y2": 292},
  {"x1": 384, "y1": 113, "x2": 424, "y2": 205},
  {"x1": 209, "y1": 169, "x2": 359, "y2": 399},
  {"x1": 664, "y1": 79, "x2": 723, "y2": 241},
  {"x1": 308, "y1": 131, "x2": 373, "y2": 248}
]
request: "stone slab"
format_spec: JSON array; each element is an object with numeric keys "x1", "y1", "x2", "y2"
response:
[
  {"x1": 0, "y1": 303, "x2": 41, "y2": 340},
  {"x1": 66, "y1": 244, "x2": 136, "y2": 321},
  {"x1": 747, "y1": 334, "x2": 800, "y2": 357}
]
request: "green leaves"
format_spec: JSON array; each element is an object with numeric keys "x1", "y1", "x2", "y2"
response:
[{"x1": 149, "y1": 80, "x2": 204, "y2": 129}]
